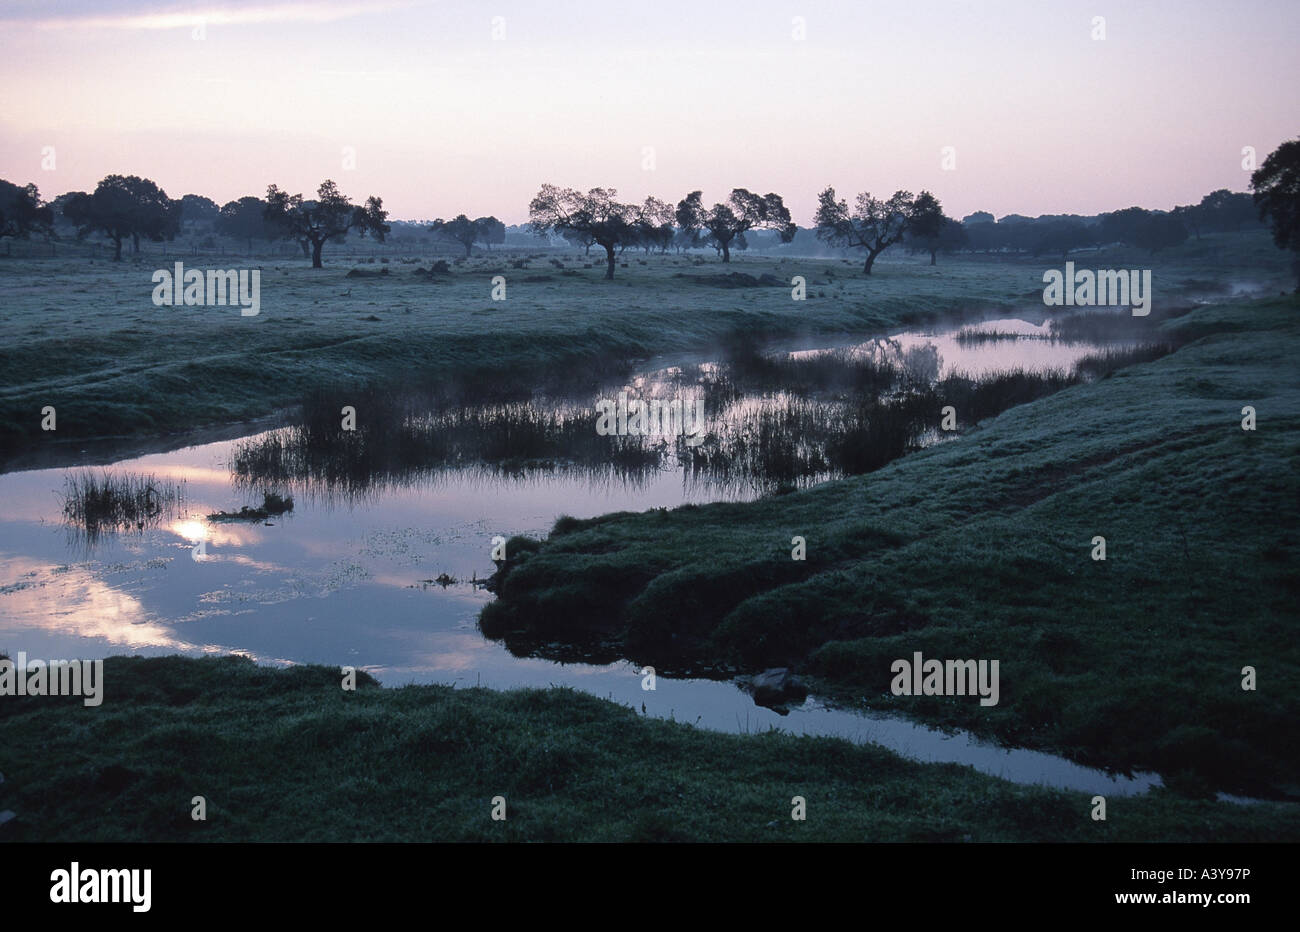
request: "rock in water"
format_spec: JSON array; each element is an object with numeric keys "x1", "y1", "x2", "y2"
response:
[{"x1": 750, "y1": 668, "x2": 808, "y2": 708}]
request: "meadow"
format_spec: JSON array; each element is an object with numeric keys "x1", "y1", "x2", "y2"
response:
[
  {"x1": 0, "y1": 230, "x2": 1283, "y2": 466},
  {"x1": 0, "y1": 229, "x2": 1296, "y2": 841}
]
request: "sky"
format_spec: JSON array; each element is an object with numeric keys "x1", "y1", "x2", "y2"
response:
[{"x1": 0, "y1": 0, "x2": 1296, "y2": 224}]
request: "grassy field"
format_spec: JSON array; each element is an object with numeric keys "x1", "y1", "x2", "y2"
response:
[
  {"x1": 1, "y1": 230, "x2": 1289, "y2": 465},
  {"x1": 484, "y1": 294, "x2": 1300, "y2": 800},
  {"x1": 1, "y1": 230, "x2": 1295, "y2": 841},
  {"x1": 1, "y1": 654, "x2": 1297, "y2": 842}
]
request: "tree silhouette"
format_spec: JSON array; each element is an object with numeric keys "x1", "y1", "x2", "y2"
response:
[
  {"x1": 1251, "y1": 138, "x2": 1300, "y2": 290},
  {"x1": 180, "y1": 194, "x2": 220, "y2": 228},
  {"x1": 1133, "y1": 212, "x2": 1187, "y2": 254},
  {"x1": 905, "y1": 191, "x2": 952, "y2": 265},
  {"x1": 675, "y1": 189, "x2": 795, "y2": 263},
  {"x1": 218, "y1": 196, "x2": 276, "y2": 254},
  {"x1": 264, "y1": 180, "x2": 389, "y2": 268},
  {"x1": 0, "y1": 180, "x2": 53, "y2": 241},
  {"x1": 813, "y1": 187, "x2": 914, "y2": 275},
  {"x1": 529, "y1": 185, "x2": 636, "y2": 279},
  {"x1": 428, "y1": 214, "x2": 504, "y2": 257},
  {"x1": 62, "y1": 175, "x2": 177, "y2": 261}
]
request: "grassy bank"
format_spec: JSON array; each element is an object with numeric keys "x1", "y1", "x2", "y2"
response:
[
  {"x1": 0, "y1": 654, "x2": 1295, "y2": 842},
  {"x1": 1, "y1": 231, "x2": 1288, "y2": 465},
  {"x1": 482, "y1": 295, "x2": 1300, "y2": 799}
]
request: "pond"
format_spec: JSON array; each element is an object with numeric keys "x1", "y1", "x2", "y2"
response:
[{"x1": 0, "y1": 313, "x2": 1175, "y2": 797}]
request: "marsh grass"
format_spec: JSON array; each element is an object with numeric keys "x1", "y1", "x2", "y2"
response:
[
  {"x1": 231, "y1": 330, "x2": 1171, "y2": 497},
  {"x1": 60, "y1": 471, "x2": 185, "y2": 542}
]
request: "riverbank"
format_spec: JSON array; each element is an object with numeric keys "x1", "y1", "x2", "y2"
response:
[
  {"x1": 483, "y1": 294, "x2": 1300, "y2": 799},
  {"x1": 1, "y1": 654, "x2": 1296, "y2": 842},
  {"x1": 2, "y1": 233, "x2": 1286, "y2": 466}
]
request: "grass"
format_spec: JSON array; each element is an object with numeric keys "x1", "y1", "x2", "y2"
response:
[
  {"x1": 0, "y1": 654, "x2": 1296, "y2": 842},
  {"x1": 481, "y1": 294, "x2": 1300, "y2": 799},
  {"x1": 1, "y1": 230, "x2": 1290, "y2": 465},
  {"x1": 60, "y1": 470, "x2": 185, "y2": 541}
]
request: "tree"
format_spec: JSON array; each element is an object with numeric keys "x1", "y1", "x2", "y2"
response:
[
  {"x1": 477, "y1": 216, "x2": 505, "y2": 251},
  {"x1": 62, "y1": 174, "x2": 178, "y2": 261},
  {"x1": 1198, "y1": 189, "x2": 1258, "y2": 233},
  {"x1": 0, "y1": 180, "x2": 53, "y2": 240},
  {"x1": 1030, "y1": 219, "x2": 1093, "y2": 260},
  {"x1": 528, "y1": 185, "x2": 637, "y2": 279},
  {"x1": 217, "y1": 196, "x2": 275, "y2": 253},
  {"x1": 905, "y1": 191, "x2": 951, "y2": 265},
  {"x1": 813, "y1": 187, "x2": 914, "y2": 274},
  {"x1": 1099, "y1": 207, "x2": 1150, "y2": 246},
  {"x1": 561, "y1": 227, "x2": 597, "y2": 255},
  {"x1": 633, "y1": 196, "x2": 675, "y2": 254},
  {"x1": 180, "y1": 194, "x2": 220, "y2": 228},
  {"x1": 429, "y1": 214, "x2": 483, "y2": 257},
  {"x1": 1252, "y1": 138, "x2": 1300, "y2": 290},
  {"x1": 264, "y1": 180, "x2": 388, "y2": 268},
  {"x1": 675, "y1": 189, "x2": 795, "y2": 263},
  {"x1": 1133, "y1": 212, "x2": 1187, "y2": 254}
]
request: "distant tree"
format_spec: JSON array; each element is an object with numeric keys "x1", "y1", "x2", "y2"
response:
[
  {"x1": 180, "y1": 194, "x2": 220, "y2": 228},
  {"x1": 1133, "y1": 212, "x2": 1188, "y2": 254},
  {"x1": 675, "y1": 189, "x2": 795, "y2": 263},
  {"x1": 528, "y1": 185, "x2": 637, "y2": 279},
  {"x1": 217, "y1": 196, "x2": 275, "y2": 253},
  {"x1": 0, "y1": 180, "x2": 53, "y2": 240},
  {"x1": 813, "y1": 187, "x2": 915, "y2": 275},
  {"x1": 961, "y1": 210, "x2": 995, "y2": 226},
  {"x1": 477, "y1": 216, "x2": 506, "y2": 251},
  {"x1": 1198, "y1": 189, "x2": 1258, "y2": 233},
  {"x1": 672, "y1": 227, "x2": 701, "y2": 254},
  {"x1": 634, "y1": 196, "x2": 675, "y2": 254},
  {"x1": 1172, "y1": 204, "x2": 1202, "y2": 240},
  {"x1": 62, "y1": 174, "x2": 178, "y2": 261},
  {"x1": 1030, "y1": 219, "x2": 1093, "y2": 260},
  {"x1": 561, "y1": 227, "x2": 597, "y2": 255},
  {"x1": 264, "y1": 180, "x2": 389, "y2": 268},
  {"x1": 429, "y1": 214, "x2": 484, "y2": 257},
  {"x1": 1099, "y1": 207, "x2": 1149, "y2": 246},
  {"x1": 1251, "y1": 138, "x2": 1300, "y2": 290},
  {"x1": 905, "y1": 191, "x2": 952, "y2": 265}
]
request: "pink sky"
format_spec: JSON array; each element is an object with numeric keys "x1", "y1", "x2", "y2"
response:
[{"x1": 0, "y1": 0, "x2": 1296, "y2": 223}]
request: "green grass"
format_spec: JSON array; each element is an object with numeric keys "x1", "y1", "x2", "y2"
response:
[
  {"x1": 483, "y1": 294, "x2": 1300, "y2": 798},
  {"x1": 1, "y1": 230, "x2": 1290, "y2": 462},
  {"x1": 0, "y1": 655, "x2": 1295, "y2": 842}
]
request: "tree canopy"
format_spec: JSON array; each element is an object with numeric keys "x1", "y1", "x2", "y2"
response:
[{"x1": 264, "y1": 180, "x2": 389, "y2": 268}]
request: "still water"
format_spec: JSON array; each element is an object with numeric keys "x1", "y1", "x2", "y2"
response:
[{"x1": 0, "y1": 318, "x2": 1167, "y2": 797}]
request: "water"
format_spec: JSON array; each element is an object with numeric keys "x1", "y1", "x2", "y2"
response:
[{"x1": 0, "y1": 317, "x2": 1169, "y2": 797}]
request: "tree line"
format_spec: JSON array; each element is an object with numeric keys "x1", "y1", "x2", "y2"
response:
[{"x1": 1, "y1": 136, "x2": 1296, "y2": 282}]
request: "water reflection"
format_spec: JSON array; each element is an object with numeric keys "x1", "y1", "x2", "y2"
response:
[{"x1": 0, "y1": 315, "x2": 1181, "y2": 796}]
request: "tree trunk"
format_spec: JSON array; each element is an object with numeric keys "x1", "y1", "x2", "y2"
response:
[
  {"x1": 464, "y1": 241, "x2": 473, "y2": 258},
  {"x1": 604, "y1": 243, "x2": 616, "y2": 280},
  {"x1": 929, "y1": 249, "x2": 937, "y2": 266},
  {"x1": 721, "y1": 240, "x2": 731, "y2": 263},
  {"x1": 131, "y1": 233, "x2": 140, "y2": 254},
  {"x1": 863, "y1": 250, "x2": 877, "y2": 275},
  {"x1": 311, "y1": 238, "x2": 324, "y2": 269},
  {"x1": 113, "y1": 236, "x2": 123, "y2": 261}
]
